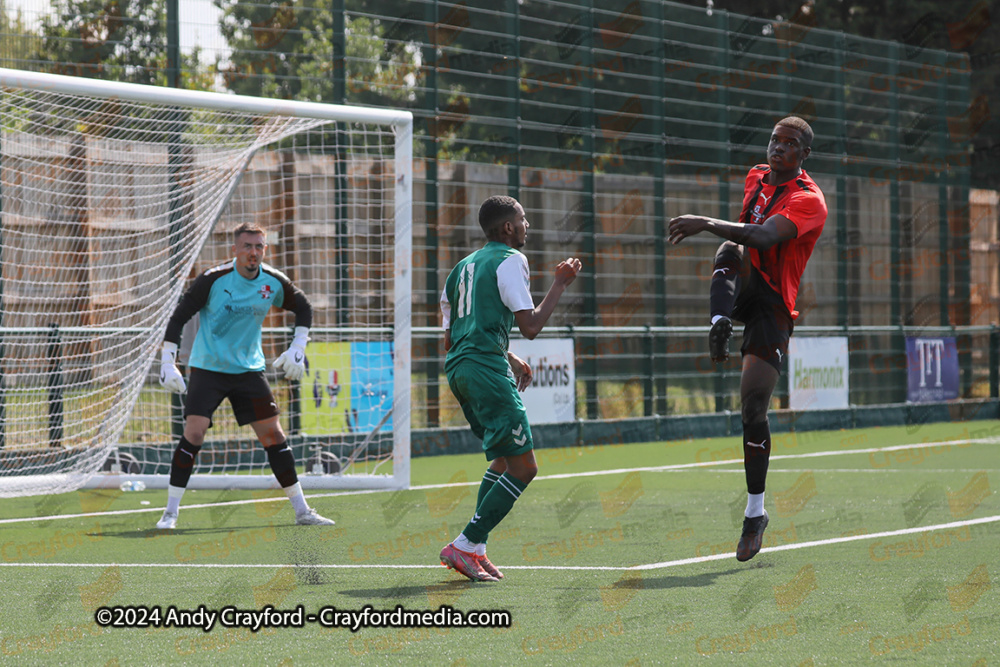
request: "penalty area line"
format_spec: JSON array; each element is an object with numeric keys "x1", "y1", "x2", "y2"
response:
[{"x1": 1, "y1": 514, "x2": 996, "y2": 573}]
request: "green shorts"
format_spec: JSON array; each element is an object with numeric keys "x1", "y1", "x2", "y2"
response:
[{"x1": 446, "y1": 359, "x2": 533, "y2": 461}]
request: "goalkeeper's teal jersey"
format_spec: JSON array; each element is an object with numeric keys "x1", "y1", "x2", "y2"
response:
[
  {"x1": 165, "y1": 260, "x2": 312, "y2": 374},
  {"x1": 442, "y1": 242, "x2": 534, "y2": 375}
]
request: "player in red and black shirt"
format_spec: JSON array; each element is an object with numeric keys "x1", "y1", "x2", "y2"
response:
[{"x1": 668, "y1": 116, "x2": 827, "y2": 562}]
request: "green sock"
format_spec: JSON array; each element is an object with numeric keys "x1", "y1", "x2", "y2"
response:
[
  {"x1": 462, "y1": 472, "x2": 527, "y2": 544},
  {"x1": 475, "y1": 469, "x2": 501, "y2": 545}
]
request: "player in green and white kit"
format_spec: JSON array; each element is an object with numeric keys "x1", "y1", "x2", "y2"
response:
[{"x1": 439, "y1": 195, "x2": 581, "y2": 581}]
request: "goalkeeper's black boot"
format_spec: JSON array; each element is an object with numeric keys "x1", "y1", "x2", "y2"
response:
[{"x1": 709, "y1": 316, "x2": 733, "y2": 362}]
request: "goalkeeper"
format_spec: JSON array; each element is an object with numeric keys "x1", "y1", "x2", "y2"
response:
[{"x1": 155, "y1": 223, "x2": 335, "y2": 529}]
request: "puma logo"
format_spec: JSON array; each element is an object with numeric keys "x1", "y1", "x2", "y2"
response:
[
  {"x1": 760, "y1": 193, "x2": 772, "y2": 205},
  {"x1": 713, "y1": 268, "x2": 729, "y2": 276},
  {"x1": 775, "y1": 348, "x2": 783, "y2": 362},
  {"x1": 746, "y1": 440, "x2": 768, "y2": 449}
]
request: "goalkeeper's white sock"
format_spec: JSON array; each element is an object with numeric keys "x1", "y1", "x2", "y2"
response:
[
  {"x1": 285, "y1": 482, "x2": 309, "y2": 515},
  {"x1": 166, "y1": 485, "x2": 185, "y2": 514}
]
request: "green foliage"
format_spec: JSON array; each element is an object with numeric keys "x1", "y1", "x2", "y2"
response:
[
  {"x1": 34, "y1": 0, "x2": 165, "y2": 83},
  {"x1": 683, "y1": 0, "x2": 1000, "y2": 187},
  {"x1": 215, "y1": 0, "x2": 418, "y2": 105}
]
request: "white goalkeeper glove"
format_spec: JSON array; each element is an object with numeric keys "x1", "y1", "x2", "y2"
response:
[
  {"x1": 274, "y1": 327, "x2": 309, "y2": 381},
  {"x1": 159, "y1": 341, "x2": 187, "y2": 393}
]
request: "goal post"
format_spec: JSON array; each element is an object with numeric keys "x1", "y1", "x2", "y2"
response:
[{"x1": 0, "y1": 67, "x2": 412, "y2": 496}]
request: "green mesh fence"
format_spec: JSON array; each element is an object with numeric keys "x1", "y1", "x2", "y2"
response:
[{"x1": 1, "y1": 0, "x2": 993, "y2": 436}]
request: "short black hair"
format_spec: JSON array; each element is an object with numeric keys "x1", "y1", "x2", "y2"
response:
[
  {"x1": 775, "y1": 116, "x2": 814, "y2": 148},
  {"x1": 478, "y1": 195, "x2": 520, "y2": 239},
  {"x1": 232, "y1": 222, "x2": 267, "y2": 243}
]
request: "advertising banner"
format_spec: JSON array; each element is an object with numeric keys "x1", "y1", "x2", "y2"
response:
[
  {"x1": 301, "y1": 341, "x2": 394, "y2": 434},
  {"x1": 788, "y1": 337, "x2": 850, "y2": 410},
  {"x1": 508, "y1": 338, "x2": 576, "y2": 424},
  {"x1": 906, "y1": 337, "x2": 959, "y2": 402},
  {"x1": 301, "y1": 342, "x2": 353, "y2": 434}
]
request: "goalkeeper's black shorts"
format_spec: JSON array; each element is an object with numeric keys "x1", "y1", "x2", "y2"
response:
[{"x1": 184, "y1": 368, "x2": 280, "y2": 426}]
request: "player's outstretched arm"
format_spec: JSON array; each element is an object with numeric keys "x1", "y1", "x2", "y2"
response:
[
  {"x1": 667, "y1": 214, "x2": 797, "y2": 250},
  {"x1": 513, "y1": 257, "x2": 582, "y2": 340}
]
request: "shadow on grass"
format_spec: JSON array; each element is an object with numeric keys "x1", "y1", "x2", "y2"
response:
[
  {"x1": 87, "y1": 524, "x2": 281, "y2": 539},
  {"x1": 610, "y1": 567, "x2": 745, "y2": 590},
  {"x1": 340, "y1": 579, "x2": 473, "y2": 600}
]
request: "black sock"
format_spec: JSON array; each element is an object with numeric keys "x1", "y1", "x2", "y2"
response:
[
  {"x1": 710, "y1": 244, "x2": 743, "y2": 319},
  {"x1": 743, "y1": 420, "x2": 771, "y2": 495},
  {"x1": 265, "y1": 442, "x2": 299, "y2": 488},
  {"x1": 169, "y1": 437, "x2": 201, "y2": 488}
]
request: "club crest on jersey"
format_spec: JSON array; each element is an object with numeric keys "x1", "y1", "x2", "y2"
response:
[{"x1": 258, "y1": 284, "x2": 274, "y2": 300}]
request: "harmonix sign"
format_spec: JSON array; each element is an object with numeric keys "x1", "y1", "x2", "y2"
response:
[
  {"x1": 787, "y1": 337, "x2": 849, "y2": 410},
  {"x1": 508, "y1": 338, "x2": 576, "y2": 424},
  {"x1": 906, "y1": 337, "x2": 959, "y2": 402}
]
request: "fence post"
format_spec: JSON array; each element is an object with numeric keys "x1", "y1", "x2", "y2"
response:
[
  {"x1": 653, "y1": 2, "x2": 668, "y2": 416},
  {"x1": 644, "y1": 325, "x2": 654, "y2": 416},
  {"x1": 506, "y1": 0, "x2": 521, "y2": 199},
  {"x1": 423, "y1": 0, "x2": 441, "y2": 427},
  {"x1": 0, "y1": 133, "x2": 4, "y2": 449},
  {"x1": 937, "y1": 49, "x2": 951, "y2": 327},
  {"x1": 582, "y1": 0, "x2": 599, "y2": 420},
  {"x1": 47, "y1": 324, "x2": 64, "y2": 447},
  {"x1": 888, "y1": 42, "x2": 908, "y2": 403},
  {"x1": 835, "y1": 33, "x2": 849, "y2": 328},
  {"x1": 712, "y1": 9, "x2": 731, "y2": 417},
  {"x1": 166, "y1": 0, "x2": 179, "y2": 88},
  {"x1": 990, "y1": 325, "x2": 999, "y2": 399}
]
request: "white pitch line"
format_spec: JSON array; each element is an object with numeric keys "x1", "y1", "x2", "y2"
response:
[
  {"x1": 631, "y1": 514, "x2": 1000, "y2": 571},
  {"x1": 0, "y1": 437, "x2": 995, "y2": 527},
  {"x1": 0, "y1": 514, "x2": 997, "y2": 572},
  {"x1": 0, "y1": 562, "x2": 621, "y2": 571},
  {"x1": 711, "y1": 468, "x2": 1000, "y2": 474}
]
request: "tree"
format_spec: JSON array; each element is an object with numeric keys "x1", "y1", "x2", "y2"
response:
[
  {"x1": 34, "y1": 0, "x2": 166, "y2": 84},
  {"x1": 1, "y1": 0, "x2": 41, "y2": 66},
  {"x1": 686, "y1": 0, "x2": 1000, "y2": 189},
  {"x1": 215, "y1": 0, "x2": 417, "y2": 105}
]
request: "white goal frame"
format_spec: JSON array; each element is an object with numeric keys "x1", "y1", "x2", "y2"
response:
[{"x1": 0, "y1": 67, "x2": 412, "y2": 492}]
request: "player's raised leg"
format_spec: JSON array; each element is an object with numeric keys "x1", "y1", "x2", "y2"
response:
[{"x1": 709, "y1": 241, "x2": 747, "y2": 362}]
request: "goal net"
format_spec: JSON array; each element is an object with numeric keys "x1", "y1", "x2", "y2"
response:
[{"x1": 0, "y1": 68, "x2": 412, "y2": 496}]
